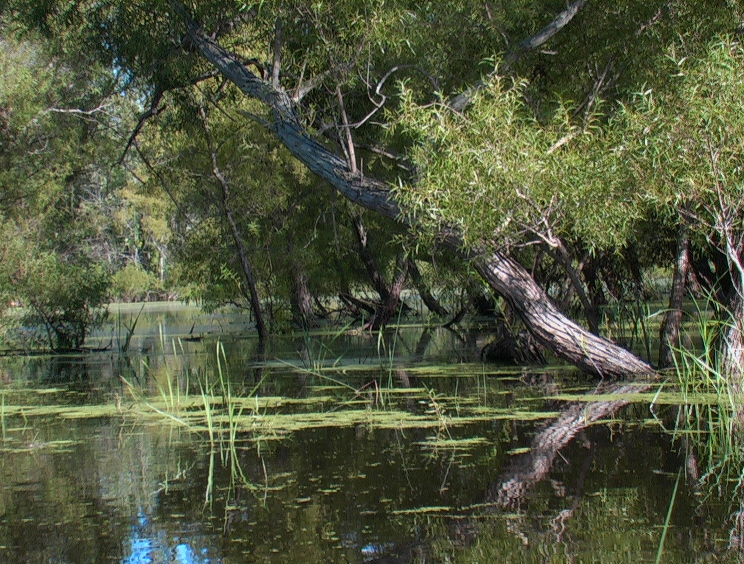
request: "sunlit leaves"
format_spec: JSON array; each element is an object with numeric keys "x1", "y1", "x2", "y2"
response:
[
  {"x1": 619, "y1": 37, "x2": 744, "y2": 246},
  {"x1": 394, "y1": 74, "x2": 641, "y2": 252}
]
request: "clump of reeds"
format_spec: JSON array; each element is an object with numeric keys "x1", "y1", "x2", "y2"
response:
[{"x1": 671, "y1": 298, "x2": 738, "y2": 470}]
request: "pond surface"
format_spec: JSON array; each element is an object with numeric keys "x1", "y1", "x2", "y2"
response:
[{"x1": 0, "y1": 303, "x2": 741, "y2": 563}]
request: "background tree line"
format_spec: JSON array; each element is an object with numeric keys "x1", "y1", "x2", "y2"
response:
[{"x1": 0, "y1": 1, "x2": 742, "y2": 384}]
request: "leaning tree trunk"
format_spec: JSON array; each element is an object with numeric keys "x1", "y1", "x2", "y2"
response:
[
  {"x1": 408, "y1": 258, "x2": 449, "y2": 317},
  {"x1": 473, "y1": 252, "x2": 653, "y2": 378},
  {"x1": 179, "y1": 6, "x2": 654, "y2": 378}
]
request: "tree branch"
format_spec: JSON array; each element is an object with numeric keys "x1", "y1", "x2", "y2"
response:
[
  {"x1": 119, "y1": 90, "x2": 165, "y2": 165},
  {"x1": 449, "y1": 0, "x2": 589, "y2": 112},
  {"x1": 336, "y1": 86, "x2": 357, "y2": 173}
]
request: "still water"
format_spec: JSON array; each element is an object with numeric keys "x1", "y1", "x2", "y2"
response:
[{"x1": 0, "y1": 304, "x2": 740, "y2": 563}]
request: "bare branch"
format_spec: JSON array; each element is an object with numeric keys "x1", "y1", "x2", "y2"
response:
[
  {"x1": 119, "y1": 90, "x2": 165, "y2": 165},
  {"x1": 449, "y1": 0, "x2": 589, "y2": 112},
  {"x1": 292, "y1": 68, "x2": 332, "y2": 102},
  {"x1": 351, "y1": 64, "x2": 438, "y2": 129},
  {"x1": 336, "y1": 86, "x2": 357, "y2": 173},
  {"x1": 47, "y1": 103, "x2": 112, "y2": 116},
  {"x1": 354, "y1": 143, "x2": 411, "y2": 171}
]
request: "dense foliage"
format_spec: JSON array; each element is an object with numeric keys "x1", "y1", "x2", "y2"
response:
[{"x1": 0, "y1": 1, "x2": 743, "y2": 376}]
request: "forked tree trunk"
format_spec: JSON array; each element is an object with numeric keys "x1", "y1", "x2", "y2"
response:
[
  {"x1": 351, "y1": 215, "x2": 391, "y2": 303},
  {"x1": 180, "y1": 9, "x2": 654, "y2": 378},
  {"x1": 365, "y1": 253, "x2": 409, "y2": 330}
]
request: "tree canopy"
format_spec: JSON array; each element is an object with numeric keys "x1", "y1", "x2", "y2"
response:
[{"x1": 1, "y1": 1, "x2": 744, "y2": 378}]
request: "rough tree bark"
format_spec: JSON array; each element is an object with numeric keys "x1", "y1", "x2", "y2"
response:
[
  {"x1": 472, "y1": 251, "x2": 652, "y2": 377},
  {"x1": 290, "y1": 267, "x2": 316, "y2": 328},
  {"x1": 176, "y1": 4, "x2": 654, "y2": 378},
  {"x1": 286, "y1": 233, "x2": 317, "y2": 328}
]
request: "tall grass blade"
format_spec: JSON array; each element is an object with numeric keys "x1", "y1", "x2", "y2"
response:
[{"x1": 655, "y1": 468, "x2": 681, "y2": 564}]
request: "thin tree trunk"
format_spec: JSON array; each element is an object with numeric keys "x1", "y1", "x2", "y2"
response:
[
  {"x1": 181, "y1": 9, "x2": 654, "y2": 378},
  {"x1": 659, "y1": 226, "x2": 690, "y2": 369},
  {"x1": 408, "y1": 258, "x2": 448, "y2": 317},
  {"x1": 198, "y1": 105, "x2": 268, "y2": 343},
  {"x1": 222, "y1": 192, "x2": 268, "y2": 342},
  {"x1": 351, "y1": 214, "x2": 390, "y2": 303},
  {"x1": 581, "y1": 256, "x2": 608, "y2": 317}
]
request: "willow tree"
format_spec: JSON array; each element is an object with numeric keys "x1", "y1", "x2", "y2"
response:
[
  {"x1": 134, "y1": 88, "x2": 320, "y2": 337},
  {"x1": 617, "y1": 38, "x2": 744, "y2": 382},
  {"x1": 5, "y1": 1, "x2": 739, "y2": 374},
  {"x1": 172, "y1": 0, "x2": 650, "y2": 376}
]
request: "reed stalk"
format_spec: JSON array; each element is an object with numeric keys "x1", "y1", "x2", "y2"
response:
[{"x1": 655, "y1": 468, "x2": 682, "y2": 564}]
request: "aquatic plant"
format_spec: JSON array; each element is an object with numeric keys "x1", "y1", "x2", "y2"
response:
[
  {"x1": 671, "y1": 297, "x2": 738, "y2": 470},
  {"x1": 660, "y1": 295, "x2": 744, "y2": 560},
  {"x1": 116, "y1": 303, "x2": 145, "y2": 354},
  {"x1": 654, "y1": 468, "x2": 682, "y2": 564}
]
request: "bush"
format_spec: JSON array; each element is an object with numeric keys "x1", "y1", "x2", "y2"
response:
[
  {"x1": 112, "y1": 264, "x2": 161, "y2": 302},
  {"x1": 1, "y1": 253, "x2": 111, "y2": 351}
]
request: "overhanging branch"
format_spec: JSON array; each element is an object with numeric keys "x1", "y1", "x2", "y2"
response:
[{"x1": 449, "y1": 0, "x2": 589, "y2": 112}]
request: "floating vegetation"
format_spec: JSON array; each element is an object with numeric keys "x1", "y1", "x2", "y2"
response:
[
  {"x1": 0, "y1": 377, "x2": 564, "y2": 445},
  {"x1": 392, "y1": 506, "x2": 452, "y2": 515},
  {"x1": 0, "y1": 438, "x2": 81, "y2": 453},
  {"x1": 547, "y1": 391, "x2": 728, "y2": 405},
  {"x1": 415, "y1": 436, "x2": 490, "y2": 449}
]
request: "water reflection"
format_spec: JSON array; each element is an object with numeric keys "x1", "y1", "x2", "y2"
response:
[
  {"x1": 123, "y1": 510, "x2": 214, "y2": 564},
  {"x1": 0, "y1": 319, "x2": 741, "y2": 562}
]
